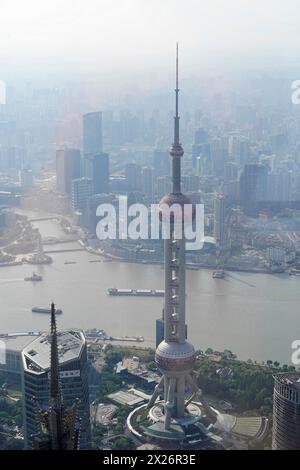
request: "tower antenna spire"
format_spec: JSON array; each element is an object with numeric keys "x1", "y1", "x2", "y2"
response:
[
  {"x1": 176, "y1": 42, "x2": 178, "y2": 84},
  {"x1": 174, "y1": 42, "x2": 180, "y2": 145},
  {"x1": 50, "y1": 302, "x2": 62, "y2": 409},
  {"x1": 171, "y1": 42, "x2": 183, "y2": 193}
]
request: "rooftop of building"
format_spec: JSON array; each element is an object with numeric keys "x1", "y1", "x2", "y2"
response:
[
  {"x1": 203, "y1": 236, "x2": 216, "y2": 245},
  {"x1": 0, "y1": 333, "x2": 40, "y2": 353},
  {"x1": 72, "y1": 177, "x2": 93, "y2": 183},
  {"x1": 22, "y1": 329, "x2": 85, "y2": 374},
  {"x1": 274, "y1": 372, "x2": 300, "y2": 388},
  {"x1": 107, "y1": 389, "x2": 146, "y2": 407},
  {"x1": 115, "y1": 357, "x2": 160, "y2": 384},
  {"x1": 213, "y1": 412, "x2": 269, "y2": 442}
]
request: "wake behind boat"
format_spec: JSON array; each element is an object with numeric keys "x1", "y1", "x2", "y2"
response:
[
  {"x1": 212, "y1": 270, "x2": 226, "y2": 279},
  {"x1": 32, "y1": 307, "x2": 63, "y2": 314},
  {"x1": 24, "y1": 272, "x2": 42, "y2": 282},
  {"x1": 108, "y1": 288, "x2": 164, "y2": 297}
]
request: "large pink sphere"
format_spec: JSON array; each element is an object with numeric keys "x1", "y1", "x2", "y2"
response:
[
  {"x1": 159, "y1": 193, "x2": 195, "y2": 225},
  {"x1": 155, "y1": 340, "x2": 196, "y2": 371}
]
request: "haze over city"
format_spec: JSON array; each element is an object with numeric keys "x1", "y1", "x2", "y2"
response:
[{"x1": 1, "y1": 0, "x2": 300, "y2": 83}]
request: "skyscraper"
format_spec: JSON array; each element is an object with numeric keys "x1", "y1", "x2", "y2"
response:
[
  {"x1": 19, "y1": 168, "x2": 33, "y2": 189},
  {"x1": 83, "y1": 112, "x2": 104, "y2": 181},
  {"x1": 85, "y1": 193, "x2": 116, "y2": 235},
  {"x1": 214, "y1": 193, "x2": 227, "y2": 251},
  {"x1": 141, "y1": 166, "x2": 154, "y2": 203},
  {"x1": 83, "y1": 112, "x2": 103, "y2": 156},
  {"x1": 56, "y1": 148, "x2": 81, "y2": 195},
  {"x1": 224, "y1": 161, "x2": 238, "y2": 182},
  {"x1": 125, "y1": 163, "x2": 142, "y2": 192},
  {"x1": 92, "y1": 152, "x2": 109, "y2": 194},
  {"x1": 239, "y1": 163, "x2": 268, "y2": 216},
  {"x1": 272, "y1": 373, "x2": 300, "y2": 450},
  {"x1": 71, "y1": 177, "x2": 93, "y2": 212},
  {"x1": 210, "y1": 137, "x2": 225, "y2": 177},
  {"x1": 153, "y1": 149, "x2": 170, "y2": 178},
  {"x1": 191, "y1": 128, "x2": 210, "y2": 170},
  {"x1": 33, "y1": 304, "x2": 80, "y2": 450},
  {"x1": 156, "y1": 176, "x2": 172, "y2": 200},
  {"x1": 155, "y1": 311, "x2": 165, "y2": 348},
  {"x1": 21, "y1": 304, "x2": 90, "y2": 449}
]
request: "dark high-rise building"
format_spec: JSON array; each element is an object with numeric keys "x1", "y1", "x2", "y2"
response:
[
  {"x1": 83, "y1": 112, "x2": 103, "y2": 180},
  {"x1": 272, "y1": 133, "x2": 288, "y2": 157},
  {"x1": 0, "y1": 207, "x2": 7, "y2": 232},
  {"x1": 85, "y1": 193, "x2": 116, "y2": 234},
  {"x1": 19, "y1": 168, "x2": 33, "y2": 189},
  {"x1": 56, "y1": 148, "x2": 81, "y2": 195},
  {"x1": 21, "y1": 304, "x2": 91, "y2": 449},
  {"x1": 225, "y1": 161, "x2": 238, "y2": 182},
  {"x1": 156, "y1": 175, "x2": 172, "y2": 199},
  {"x1": 141, "y1": 166, "x2": 154, "y2": 203},
  {"x1": 234, "y1": 138, "x2": 250, "y2": 167},
  {"x1": 239, "y1": 163, "x2": 268, "y2": 216},
  {"x1": 92, "y1": 153, "x2": 109, "y2": 194},
  {"x1": 181, "y1": 175, "x2": 200, "y2": 193},
  {"x1": 153, "y1": 149, "x2": 170, "y2": 178},
  {"x1": 214, "y1": 193, "x2": 227, "y2": 251},
  {"x1": 83, "y1": 112, "x2": 103, "y2": 156},
  {"x1": 71, "y1": 177, "x2": 93, "y2": 212},
  {"x1": 155, "y1": 313, "x2": 164, "y2": 348},
  {"x1": 272, "y1": 373, "x2": 300, "y2": 450},
  {"x1": 125, "y1": 163, "x2": 142, "y2": 192},
  {"x1": 194, "y1": 127, "x2": 208, "y2": 145},
  {"x1": 210, "y1": 138, "x2": 222, "y2": 176},
  {"x1": 192, "y1": 128, "x2": 210, "y2": 169}
]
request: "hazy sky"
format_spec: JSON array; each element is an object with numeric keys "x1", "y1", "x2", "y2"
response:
[{"x1": 0, "y1": 0, "x2": 300, "y2": 82}]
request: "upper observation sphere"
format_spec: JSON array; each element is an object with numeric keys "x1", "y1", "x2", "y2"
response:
[{"x1": 159, "y1": 192, "x2": 195, "y2": 225}]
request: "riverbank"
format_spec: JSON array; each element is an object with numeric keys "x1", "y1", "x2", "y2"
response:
[
  {"x1": 85, "y1": 249, "x2": 281, "y2": 275},
  {"x1": 2, "y1": 210, "x2": 285, "y2": 276},
  {"x1": 83, "y1": 243, "x2": 278, "y2": 274}
]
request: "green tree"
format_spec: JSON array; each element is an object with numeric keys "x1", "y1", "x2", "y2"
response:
[
  {"x1": 205, "y1": 348, "x2": 214, "y2": 355},
  {"x1": 111, "y1": 436, "x2": 134, "y2": 450}
]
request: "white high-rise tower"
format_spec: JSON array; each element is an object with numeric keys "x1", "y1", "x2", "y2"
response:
[
  {"x1": 128, "y1": 46, "x2": 216, "y2": 446},
  {"x1": 146, "y1": 44, "x2": 199, "y2": 426}
]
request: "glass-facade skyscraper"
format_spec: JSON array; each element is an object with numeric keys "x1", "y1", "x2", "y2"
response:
[
  {"x1": 21, "y1": 327, "x2": 91, "y2": 449},
  {"x1": 272, "y1": 373, "x2": 300, "y2": 450}
]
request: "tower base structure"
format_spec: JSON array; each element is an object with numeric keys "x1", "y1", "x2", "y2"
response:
[
  {"x1": 127, "y1": 341, "x2": 219, "y2": 448},
  {"x1": 127, "y1": 400, "x2": 220, "y2": 449}
]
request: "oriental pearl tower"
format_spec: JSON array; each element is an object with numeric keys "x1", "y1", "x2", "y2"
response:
[{"x1": 128, "y1": 45, "x2": 216, "y2": 446}]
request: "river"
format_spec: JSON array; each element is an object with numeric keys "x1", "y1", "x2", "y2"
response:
[{"x1": 0, "y1": 215, "x2": 299, "y2": 365}]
